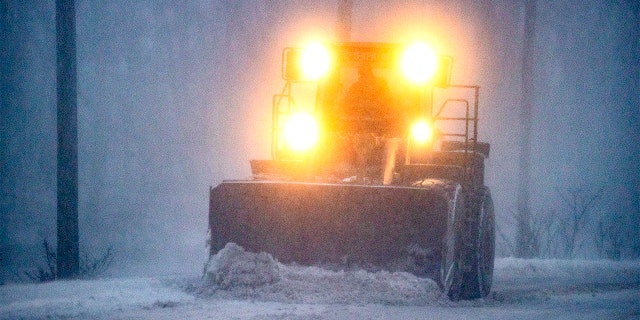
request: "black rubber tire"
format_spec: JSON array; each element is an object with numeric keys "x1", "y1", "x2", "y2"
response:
[
  {"x1": 461, "y1": 187, "x2": 495, "y2": 299},
  {"x1": 439, "y1": 184, "x2": 466, "y2": 301}
]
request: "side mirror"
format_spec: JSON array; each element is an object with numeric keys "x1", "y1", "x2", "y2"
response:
[{"x1": 282, "y1": 48, "x2": 303, "y2": 81}]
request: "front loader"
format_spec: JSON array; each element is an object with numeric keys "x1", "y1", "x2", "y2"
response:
[{"x1": 209, "y1": 42, "x2": 495, "y2": 300}]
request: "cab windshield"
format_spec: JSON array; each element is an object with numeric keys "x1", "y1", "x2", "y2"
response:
[{"x1": 317, "y1": 44, "x2": 422, "y2": 137}]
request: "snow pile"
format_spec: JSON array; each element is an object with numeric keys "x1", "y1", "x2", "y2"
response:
[
  {"x1": 195, "y1": 243, "x2": 444, "y2": 305},
  {"x1": 270, "y1": 265, "x2": 444, "y2": 305},
  {"x1": 203, "y1": 243, "x2": 281, "y2": 289}
]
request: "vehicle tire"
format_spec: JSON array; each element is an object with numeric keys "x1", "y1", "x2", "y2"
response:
[
  {"x1": 461, "y1": 187, "x2": 495, "y2": 299},
  {"x1": 439, "y1": 184, "x2": 466, "y2": 301}
]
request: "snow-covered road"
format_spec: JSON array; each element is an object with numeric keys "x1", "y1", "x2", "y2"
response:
[{"x1": 1, "y1": 248, "x2": 638, "y2": 319}]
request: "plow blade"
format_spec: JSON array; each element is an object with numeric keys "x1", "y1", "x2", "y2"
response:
[{"x1": 209, "y1": 180, "x2": 462, "y2": 278}]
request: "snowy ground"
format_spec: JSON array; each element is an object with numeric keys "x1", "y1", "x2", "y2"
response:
[{"x1": 1, "y1": 244, "x2": 639, "y2": 319}]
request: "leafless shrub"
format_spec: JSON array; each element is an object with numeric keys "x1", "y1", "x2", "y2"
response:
[
  {"x1": 23, "y1": 238, "x2": 114, "y2": 282},
  {"x1": 80, "y1": 246, "x2": 114, "y2": 278},
  {"x1": 495, "y1": 217, "x2": 515, "y2": 257},
  {"x1": 498, "y1": 207, "x2": 558, "y2": 258},
  {"x1": 23, "y1": 239, "x2": 57, "y2": 282},
  {"x1": 500, "y1": 185, "x2": 611, "y2": 259},
  {"x1": 596, "y1": 218, "x2": 624, "y2": 260},
  {"x1": 502, "y1": 183, "x2": 640, "y2": 260},
  {"x1": 532, "y1": 208, "x2": 560, "y2": 258},
  {"x1": 555, "y1": 187, "x2": 604, "y2": 258}
]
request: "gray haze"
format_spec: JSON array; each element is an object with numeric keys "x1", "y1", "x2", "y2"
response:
[{"x1": 1, "y1": 0, "x2": 638, "y2": 280}]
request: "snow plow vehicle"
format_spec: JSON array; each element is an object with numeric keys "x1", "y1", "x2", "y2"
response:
[{"x1": 209, "y1": 42, "x2": 495, "y2": 300}]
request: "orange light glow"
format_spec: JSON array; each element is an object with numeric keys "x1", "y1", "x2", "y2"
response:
[
  {"x1": 300, "y1": 43, "x2": 331, "y2": 80},
  {"x1": 401, "y1": 42, "x2": 438, "y2": 84},
  {"x1": 284, "y1": 112, "x2": 319, "y2": 152},
  {"x1": 411, "y1": 120, "x2": 433, "y2": 144}
]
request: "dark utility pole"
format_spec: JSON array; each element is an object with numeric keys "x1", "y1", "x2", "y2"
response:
[
  {"x1": 516, "y1": 0, "x2": 537, "y2": 258},
  {"x1": 56, "y1": 0, "x2": 79, "y2": 278},
  {"x1": 0, "y1": 0, "x2": 9, "y2": 285}
]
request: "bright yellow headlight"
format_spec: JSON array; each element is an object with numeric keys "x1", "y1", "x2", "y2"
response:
[
  {"x1": 401, "y1": 42, "x2": 438, "y2": 84},
  {"x1": 300, "y1": 43, "x2": 331, "y2": 80},
  {"x1": 411, "y1": 120, "x2": 433, "y2": 144},
  {"x1": 284, "y1": 112, "x2": 319, "y2": 152}
]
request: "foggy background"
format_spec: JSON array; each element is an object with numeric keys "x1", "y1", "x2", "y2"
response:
[{"x1": 1, "y1": 0, "x2": 638, "y2": 281}]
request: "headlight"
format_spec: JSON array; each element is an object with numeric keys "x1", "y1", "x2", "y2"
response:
[
  {"x1": 401, "y1": 42, "x2": 438, "y2": 84},
  {"x1": 300, "y1": 43, "x2": 331, "y2": 80},
  {"x1": 284, "y1": 112, "x2": 319, "y2": 152},
  {"x1": 411, "y1": 120, "x2": 433, "y2": 144}
]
